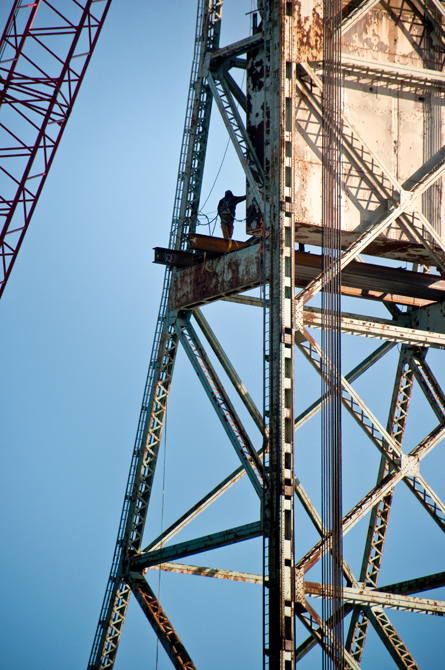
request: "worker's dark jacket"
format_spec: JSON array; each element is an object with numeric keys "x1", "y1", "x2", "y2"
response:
[{"x1": 217, "y1": 194, "x2": 246, "y2": 224}]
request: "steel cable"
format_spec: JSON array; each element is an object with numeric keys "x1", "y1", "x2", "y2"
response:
[{"x1": 321, "y1": 0, "x2": 344, "y2": 667}]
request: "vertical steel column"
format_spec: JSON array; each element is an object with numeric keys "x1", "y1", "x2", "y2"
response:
[{"x1": 263, "y1": 2, "x2": 296, "y2": 668}]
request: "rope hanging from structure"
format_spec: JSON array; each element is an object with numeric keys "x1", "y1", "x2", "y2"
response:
[{"x1": 321, "y1": 0, "x2": 344, "y2": 666}]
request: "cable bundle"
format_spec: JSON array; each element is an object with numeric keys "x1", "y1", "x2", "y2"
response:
[{"x1": 321, "y1": 0, "x2": 344, "y2": 667}]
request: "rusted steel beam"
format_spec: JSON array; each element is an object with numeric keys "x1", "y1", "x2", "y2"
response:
[
  {"x1": 222, "y1": 294, "x2": 264, "y2": 307},
  {"x1": 294, "y1": 252, "x2": 445, "y2": 303},
  {"x1": 154, "y1": 248, "x2": 199, "y2": 268},
  {"x1": 146, "y1": 562, "x2": 263, "y2": 584},
  {"x1": 305, "y1": 582, "x2": 445, "y2": 616},
  {"x1": 296, "y1": 601, "x2": 362, "y2": 670},
  {"x1": 340, "y1": 55, "x2": 445, "y2": 89},
  {"x1": 169, "y1": 245, "x2": 445, "y2": 310},
  {"x1": 130, "y1": 521, "x2": 262, "y2": 571},
  {"x1": 210, "y1": 32, "x2": 263, "y2": 62},
  {"x1": 128, "y1": 573, "x2": 196, "y2": 670},
  {"x1": 188, "y1": 235, "x2": 445, "y2": 303},
  {"x1": 187, "y1": 232, "x2": 257, "y2": 253},
  {"x1": 347, "y1": 345, "x2": 415, "y2": 660},
  {"x1": 379, "y1": 571, "x2": 445, "y2": 596},
  {"x1": 339, "y1": 286, "x2": 431, "y2": 308},
  {"x1": 294, "y1": 215, "x2": 445, "y2": 269},
  {"x1": 170, "y1": 243, "x2": 264, "y2": 309},
  {"x1": 366, "y1": 607, "x2": 420, "y2": 670},
  {"x1": 304, "y1": 306, "x2": 445, "y2": 349}
]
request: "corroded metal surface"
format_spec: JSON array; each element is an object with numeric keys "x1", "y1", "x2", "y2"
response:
[
  {"x1": 169, "y1": 244, "x2": 445, "y2": 310},
  {"x1": 187, "y1": 232, "x2": 256, "y2": 252},
  {"x1": 293, "y1": 220, "x2": 445, "y2": 265},
  {"x1": 246, "y1": 18, "x2": 265, "y2": 235},
  {"x1": 170, "y1": 243, "x2": 264, "y2": 309}
]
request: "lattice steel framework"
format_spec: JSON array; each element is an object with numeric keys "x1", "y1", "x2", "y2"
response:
[
  {"x1": 74, "y1": 0, "x2": 444, "y2": 668},
  {"x1": 0, "y1": 0, "x2": 112, "y2": 299}
]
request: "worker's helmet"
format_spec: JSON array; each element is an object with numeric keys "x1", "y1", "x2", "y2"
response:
[{"x1": 225, "y1": 190, "x2": 233, "y2": 197}]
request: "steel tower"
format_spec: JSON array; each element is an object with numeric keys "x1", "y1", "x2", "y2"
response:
[{"x1": 85, "y1": 1, "x2": 445, "y2": 668}]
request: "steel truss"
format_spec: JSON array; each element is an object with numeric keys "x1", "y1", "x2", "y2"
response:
[
  {"x1": 89, "y1": 1, "x2": 445, "y2": 668},
  {"x1": 0, "y1": 0, "x2": 112, "y2": 299}
]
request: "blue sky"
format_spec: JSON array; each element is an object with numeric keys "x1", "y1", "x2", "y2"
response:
[{"x1": 0, "y1": 1, "x2": 444, "y2": 669}]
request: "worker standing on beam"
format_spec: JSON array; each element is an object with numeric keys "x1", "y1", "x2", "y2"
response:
[{"x1": 217, "y1": 190, "x2": 246, "y2": 239}]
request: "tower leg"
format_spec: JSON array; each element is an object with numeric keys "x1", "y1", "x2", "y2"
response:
[{"x1": 263, "y1": 2, "x2": 296, "y2": 667}]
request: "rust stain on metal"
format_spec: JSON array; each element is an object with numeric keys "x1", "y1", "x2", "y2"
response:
[
  {"x1": 246, "y1": 36, "x2": 265, "y2": 234},
  {"x1": 169, "y1": 245, "x2": 444, "y2": 311},
  {"x1": 294, "y1": 220, "x2": 445, "y2": 266},
  {"x1": 147, "y1": 562, "x2": 263, "y2": 585},
  {"x1": 170, "y1": 244, "x2": 264, "y2": 310},
  {"x1": 294, "y1": 0, "x2": 323, "y2": 62}
]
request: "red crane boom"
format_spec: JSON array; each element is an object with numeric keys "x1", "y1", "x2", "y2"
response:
[{"x1": 0, "y1": 0, "x2": 112, "y2": 299}]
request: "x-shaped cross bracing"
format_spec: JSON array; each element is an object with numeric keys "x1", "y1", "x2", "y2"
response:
[{"x1": 138, "y1": 309, "x2": 444, "y2": 668}]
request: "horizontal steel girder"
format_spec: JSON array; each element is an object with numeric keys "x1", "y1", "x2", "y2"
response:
[
  {"x1": 210, "y1": 32, "x2": 263, "y2": 62},
  {"x1": 185, "y1": 234, "x2": 445, "y2": 302},
  {"x1": 379, "y1": 571, "x2": 445, "y2": 596},
  {"x1": 146, "y1": 562, "x2": 263, "y2": 584},
  {"x1": 305, "y1": 582, "x2": 445, "y2": 616},
  {"x1": 144, "y1": 565, "x2": 445, "y2": 615},
  {"x1": 129, "y1": 521, "x2": 262, "y2": 571},
  {"x1": 340, "y1": 54, "x2": 445, "y2": 88},
  {"x1": 303, "y1": 306, "x2": 445, "y2": 349}
]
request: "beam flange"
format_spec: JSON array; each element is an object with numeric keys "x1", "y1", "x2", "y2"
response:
[
  {"x1": 305, "y1": 582, "x2": 445, "y2": 615},
  {"x1": 128, "y1": 573, "x2": 197, "y2": 670},
  {"x1": 130, "y1": 521, "x2": 262, "y2": 571},
  {"x1": 304, "y1": 306, "x2": 445, "y2": 348}
]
